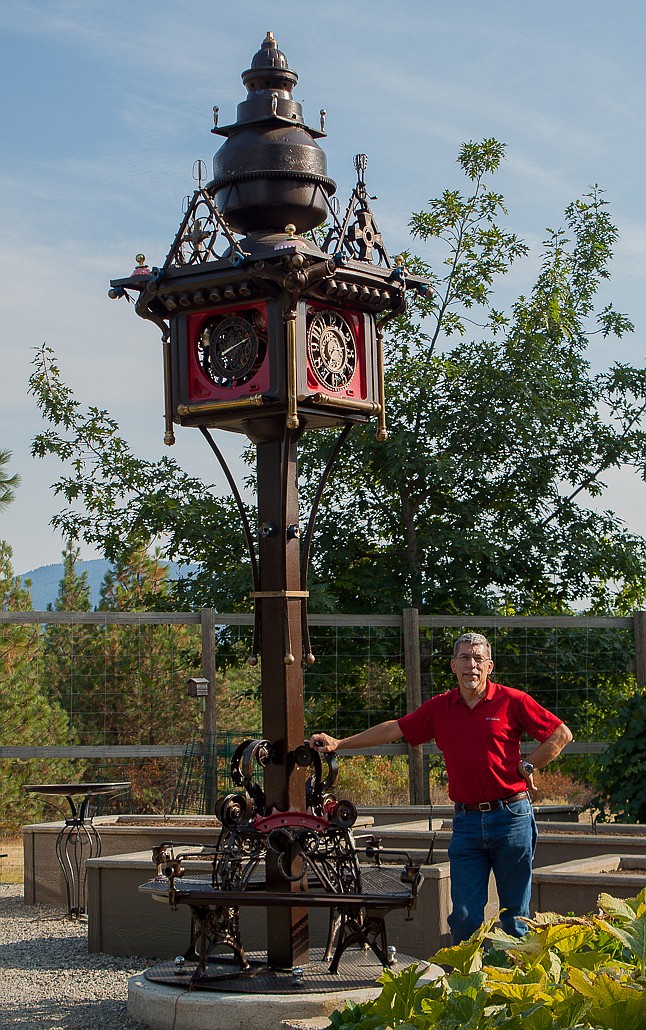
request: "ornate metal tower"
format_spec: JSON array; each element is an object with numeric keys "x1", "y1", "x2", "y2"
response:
[{"x1": 109, "y1": 32, "x2": 429, "y2": 970}]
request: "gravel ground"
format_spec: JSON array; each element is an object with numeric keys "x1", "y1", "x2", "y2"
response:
[{"x1": 0, "y1": 884, "x2": 152, "y2": 1029}]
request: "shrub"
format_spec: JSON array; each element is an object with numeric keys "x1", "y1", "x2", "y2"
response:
[
  {"x1": 590, "y1": 691, "x2": 646, "y2": 823},
  {"x1": 325, "y1": 888, "x2": 646, "y2": 1029}
]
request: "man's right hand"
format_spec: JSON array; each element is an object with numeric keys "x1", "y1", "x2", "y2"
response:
[{"x1": 309, "y1": 732, "x2": 340, "y2": 753}]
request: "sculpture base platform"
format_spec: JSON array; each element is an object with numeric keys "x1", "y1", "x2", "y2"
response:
[{"x1": 129, "y1": 951, "x2": 439, "y2": 1030}]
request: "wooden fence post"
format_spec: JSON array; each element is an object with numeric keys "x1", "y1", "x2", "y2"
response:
[
  {"x1": 403, "y1": 607, "x2": 425, "y2": 805},
  {"x1": 201, "y1": 608, "x2": 218, "y2": 812},
  {"x1": 634, "y1": 611, "x2": 646, "y2": 688}
]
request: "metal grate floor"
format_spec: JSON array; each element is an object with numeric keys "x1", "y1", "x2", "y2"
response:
[{"x1": 144, "y1": 947, "x2": 426, "y2": 993}]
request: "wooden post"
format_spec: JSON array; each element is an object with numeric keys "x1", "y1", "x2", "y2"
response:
[
  {"x1": 403, "y1": 607, "x2": 425, "y2": 805},
  {"x1": 201, "y1": 608, "x2": 218, "y2": 813},
  {"x1": 634, "y1": 610, "x2": 646, "y2": 688}
]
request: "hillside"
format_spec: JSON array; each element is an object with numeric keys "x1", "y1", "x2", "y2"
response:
[{"x1": 19, "y1": 559, "x2": 194, "y2": 610}]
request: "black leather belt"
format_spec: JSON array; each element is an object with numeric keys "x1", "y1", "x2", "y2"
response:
[{"x1": 454, "y1": 790, "x2": 529, "y2": 813}]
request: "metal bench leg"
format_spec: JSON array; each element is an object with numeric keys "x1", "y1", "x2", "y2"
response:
[
  {"x1": 324, "y1": 905, "x2": 341, "y2": 962},
  {"x1": 328, "y1": 907, "x2": 391, "y2": 974},
  {"x1": 188, "y1": 905, "x2": 250, "y2": 980}
]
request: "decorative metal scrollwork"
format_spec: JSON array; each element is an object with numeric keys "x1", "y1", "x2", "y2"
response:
[
  {"x1": 320, "y1": 154, "x2": 390, "y2": 268},
  {"x1": 163, "y1": 188, "x2": 243, "y2": 269},
  {"x1": 210, "y1": 737, "x2": 361, "y2": 893}
]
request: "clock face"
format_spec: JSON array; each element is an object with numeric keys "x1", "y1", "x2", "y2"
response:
[
  {"x1": 199, "y1": 315, "x2": 261, "y2": 386},
  {"x1": 306, "y1": 309, "x2": 357, "y2": 392}
]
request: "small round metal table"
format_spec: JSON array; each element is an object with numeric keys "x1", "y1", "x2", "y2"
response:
[{"x1": 24, "y1": 782, "x2": 130, "y2": 918}]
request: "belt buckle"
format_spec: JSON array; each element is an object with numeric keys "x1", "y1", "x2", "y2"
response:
[{"x1": 478, "y1": 802, "x2": 492, "y2": 812}]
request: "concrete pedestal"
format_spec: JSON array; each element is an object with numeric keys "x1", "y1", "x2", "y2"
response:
[{"x1": 127, "y1": 962, "x2": 445, "y2": 1030}]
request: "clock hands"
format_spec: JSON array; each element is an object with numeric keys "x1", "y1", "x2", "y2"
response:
[
  {"x1": 221, "y1": 334, "x2": 250, "y2": 358},
  {"x1": 199, "y1": 314, "x2": 262, "y2": 385}
]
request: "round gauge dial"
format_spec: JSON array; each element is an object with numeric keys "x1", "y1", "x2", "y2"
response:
[
  {"x1": 199, "y1": 315, "x2": 260, "y2": 385},
  {"x1": 307, "y1": 310, "x2": 357, "y2": 391}
]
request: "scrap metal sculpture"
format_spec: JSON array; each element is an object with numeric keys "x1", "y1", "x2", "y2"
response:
[
  {"x1": 142, "y1": 742, "x2": 422, "y2": 986},
  {"x1": 110, "y1": 32, "x2": 430, "y2": 971}
]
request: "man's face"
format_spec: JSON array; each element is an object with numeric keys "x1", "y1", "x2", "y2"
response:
[{"x1": 450, "y1": 644, "x2": 494, "y2": 698}]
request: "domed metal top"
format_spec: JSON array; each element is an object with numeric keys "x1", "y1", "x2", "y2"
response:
[
  {"x1": 242, "y1": 31, "x2": 298, "y2": 92},
  {"x1": 209, "y1": 33, "x2": 335, "y2": 235}
]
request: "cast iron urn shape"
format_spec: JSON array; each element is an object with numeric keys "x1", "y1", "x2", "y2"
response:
[{"x1": 109, "y1": 32, "x2": 430, "y2": 971}]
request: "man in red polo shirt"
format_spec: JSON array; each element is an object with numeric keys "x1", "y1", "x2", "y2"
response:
[{"x1": 309, "y1": 632, "x2": 572, "y2": 943}]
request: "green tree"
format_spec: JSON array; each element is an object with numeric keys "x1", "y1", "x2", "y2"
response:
[
  {"x1": 0, "y1": 541, "x2": 71, "y2": 830},
  {"x1": 41, "y1": 541, "x2": 95, "y2": 756},
  {"x1": 298, "y1": 141, "x2": 646, "y2": 616},
  {"x1": 28, "y1": 348, "x2": 251, "y2": 611},
  {"x1": 28, "y1": 140, "x2": 646, "y2": 619},
  {"x1": 591, "y1": 690, "x2": 646, "y2": 822},
  {"x1": 81, "y1": 546, "x2": 202, "y2": 748},
  {"x1": 0, "y1": 448, "x2": 20, "y2": 512},
  {"x1": 50, "y1": 540, "x2": 92, "y2": 613}
]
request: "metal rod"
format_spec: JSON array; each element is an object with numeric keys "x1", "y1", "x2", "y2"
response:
[
  {"x1": 201, "y1": 607, "x2": 218, "y2": 813},
  {"x1": 299, "y1": 424, "x2": 352, "y2": 660},
  {"x1": 285, "y1": 317, "x2": 299, "y2": 429},
  {"x1": 161, "y1": 337, "x2": 176, "y2": 446},
  {"x1": 179, "y1": 396, "x2": 264, "y2": 415},
  {"x1": 375, "y1": 326, "x2": 388, "y2": 441},
  {"x1": 310, "y1": 394, "x2": 380, "y2": 412},
  {"x1": 198, "y1": 427, "x2": 259, "y2": 592}
]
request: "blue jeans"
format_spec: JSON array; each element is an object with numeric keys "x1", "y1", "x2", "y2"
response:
[{"x1": 447, "y1": 797, "x2": 537, "y2": 943}]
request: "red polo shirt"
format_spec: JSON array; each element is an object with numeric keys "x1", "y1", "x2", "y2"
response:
[{"x1": 397, "y1": 680, "x2": 562, "y2": 804}]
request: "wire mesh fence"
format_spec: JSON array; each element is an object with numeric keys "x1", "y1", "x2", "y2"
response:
[
  {"x1": 420, "y1": 621, "x2": 636, "y2": 746},
  {"x1": 0, "y1": 610, "x2": 641, "y2": 828}
]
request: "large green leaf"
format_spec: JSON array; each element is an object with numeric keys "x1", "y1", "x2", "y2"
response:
[
  {"x1": 431, "y1": 922, "x2": 493, "y2": 975},
  {"x1": 567, "y1": 968, "x2": 646, "y2": 1030},
  {"x1": 542, "y1": 924, "x2": 596, "y2": 956},
  {"x1": 550, "y1": 990, "x2": 591, "y2": 1029},
  {"x1": 485, "y1": 977, "x2": 552, "y2": 1006},
  {"x1": 507, "y1": 1006, "x2": 554, "y2": 1030},
  {"x1": 595, "y1": 913, "x2": 646, "y2": 968},
  {"x1": 598, "y1": 893, "x2": 640, "y2": 923},
  {"x1": 372, "y1": 963, "x2": 436, "y2": 1023}
]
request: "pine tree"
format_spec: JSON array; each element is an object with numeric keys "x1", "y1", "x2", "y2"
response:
[
  {"x1": 42, "y1": 541, "x2": 94, "y2": 748},
  {"x1": 0, "y1": 541, "x2": 71, "y2": 830},
  {"x1": 0, "y1": 449, "x2": 20, "y2": 512}
]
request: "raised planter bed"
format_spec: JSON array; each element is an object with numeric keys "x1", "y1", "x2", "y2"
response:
[
  {"x1": 366, "y1": 821, "x2": 646, "y2": 871},
  {"x1": 22, "y1": 813, "x2": 374, "y2": 908},
  {"x1": 22, "y1": 815, "x2": 222, "y2": 906},
  {"x1": 531, "y1": 854, "x2": 646, "y2": 915},
  {"x1": 359, "y1": 804, "x2": 579, "y2": 826}
]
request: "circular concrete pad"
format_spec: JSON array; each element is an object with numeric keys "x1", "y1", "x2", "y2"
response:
[
  {"x1": 128, "y1": 974, "x2": 382, "y2": 1030},
  {"x1": 128, "y1": 958, "x2": 445, "y2": 1030}
]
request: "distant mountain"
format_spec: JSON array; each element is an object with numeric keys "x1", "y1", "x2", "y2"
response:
[{"x1": 19, "y1": 559, "x2": 197, "y2": 610}]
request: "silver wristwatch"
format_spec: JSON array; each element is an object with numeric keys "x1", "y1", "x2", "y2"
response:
[{"x1": 520, "y1": 760, "x2": 534, "y2": 775}]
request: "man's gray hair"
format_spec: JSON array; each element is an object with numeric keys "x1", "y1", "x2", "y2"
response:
[{"x1": 452, "y1": 632, "x2": 492, "y2": 658}]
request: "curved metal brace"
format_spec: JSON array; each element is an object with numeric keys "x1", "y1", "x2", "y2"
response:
[
  {"x1": 228, "y1": 737, "x2": 271, "y2": 816},
  {"x1": 299, "y1": 424, "x2": 353, "y2": 660},
  {"x1": 198, "y1": 427, "x2": 261, "y2": 660},
  {"x1": 162, "y1": 186, "x2": 245, "y2": 270},
  {"x1": 134, "y1": 278, "x2": 171, "y2": 340}
]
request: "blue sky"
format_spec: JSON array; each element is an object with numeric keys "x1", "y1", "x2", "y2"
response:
[{"x1": 1, "y1": 0, "x2": 645, "y2": 575}]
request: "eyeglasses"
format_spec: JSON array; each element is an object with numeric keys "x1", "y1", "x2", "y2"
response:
[{"x1": 454, "y1": 654, "x2": 491, "y2": 665}]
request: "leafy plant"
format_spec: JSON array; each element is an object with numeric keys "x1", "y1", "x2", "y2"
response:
[
  {"x1": 590, "y1": 691, "x2": 646, "y2": 822},
  {"x1": 323, "y1": 889, "x2": 646, "y2": 1029}
]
